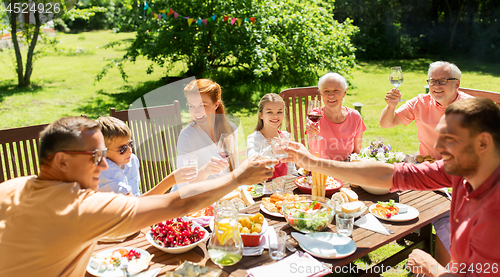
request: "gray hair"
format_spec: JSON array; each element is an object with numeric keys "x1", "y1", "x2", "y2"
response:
[
  {"x1": 318, "y1": 73, "x2": 347, "y2": 91},
  {"x1": 428, "y1": 61, "x2": 462, "y2": 79}
]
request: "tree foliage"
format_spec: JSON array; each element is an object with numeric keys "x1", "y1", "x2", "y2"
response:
[
  {"x1": 1, "y1": 0, "x2": 103, "y2": 87},
  {"x1": 100, "y1": 0, "x2": 358, "y2": 86},
  {"x1": 334, "y1": 0, "x2": 500, "y2": 61}
]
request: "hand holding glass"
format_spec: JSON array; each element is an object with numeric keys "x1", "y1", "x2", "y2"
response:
[
  {"x1": 307, "y1": 100, "x2": 323, "y2": 140},
  {"x1": 270, "y1": 136, "x2": 289, "y2": 159},
  {"x1": 259, "y1": 140, "x2": 275, "y2": 168},
  {"x1": 390, "y1": 66, "x2": 404, "y2": 102},
  {"x1": 182, "y1": 154, "x2": 198, "y2": 179},
  {"x1": 217, "y1": 133, "x2": 234, "y2": 174}
]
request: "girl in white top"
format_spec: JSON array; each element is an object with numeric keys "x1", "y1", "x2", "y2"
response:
[
  {"x1": 247, "y1": 93, "x2": 296, "y2": 179},
  {"x1": 174, "y1": 79, "x2": 239, "y2": 191}
]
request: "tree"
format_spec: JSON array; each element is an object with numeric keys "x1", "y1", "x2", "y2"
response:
[
  {"x1": 0, "y1": 0, "x2": 104, "y2": 87},
  {"x1": 98, "y1": 0, "x2": 359, "y2": 86}
]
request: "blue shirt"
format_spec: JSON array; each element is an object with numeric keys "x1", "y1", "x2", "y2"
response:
[{"x1": 98, "y1": 154, "x2": 141, "y2": 196}]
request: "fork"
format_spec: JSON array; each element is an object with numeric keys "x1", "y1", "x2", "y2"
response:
[
  {"x1": 120, "y1": 263, "x2": 131, "y2": 277},
  {"x1": 286, "y1": 241, "x2": 297, "y2": 252}
]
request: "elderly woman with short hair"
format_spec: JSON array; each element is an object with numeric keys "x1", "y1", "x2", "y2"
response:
[{"x1": 306, "y1": 73, "x2": 366, "y2": 161}]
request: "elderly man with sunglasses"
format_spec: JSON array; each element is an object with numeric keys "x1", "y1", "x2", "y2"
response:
[
  {"x1": 379, "y1": 61, "x2": 474, "y2": 266},
  {"x1": 0, "y1": 116, "x2": 276, "y2": 276}
]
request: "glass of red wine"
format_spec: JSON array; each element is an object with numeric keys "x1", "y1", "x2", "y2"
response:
[
  {"x1": 217, "y1": 133, "x2": 234, "y2": 174},
  {"x1": 307, "y1": 100, "x2": 323, "y2": 140}
]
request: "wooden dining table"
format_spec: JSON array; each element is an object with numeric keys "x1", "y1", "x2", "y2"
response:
[{"x1": 86, "y1": 176, "x2": 451, "y2": 277}]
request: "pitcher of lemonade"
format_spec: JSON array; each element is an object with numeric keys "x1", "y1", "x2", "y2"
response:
[{"x1": 208, "y1": 200, "x2": 243, "y2": 266}]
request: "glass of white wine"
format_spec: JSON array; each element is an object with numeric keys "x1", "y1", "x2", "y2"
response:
[{"x1": 390, "y1": 66, "x2": 404, "y2": 102}]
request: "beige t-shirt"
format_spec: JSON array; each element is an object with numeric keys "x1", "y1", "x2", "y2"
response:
[{"x1": 0, "y1": 176, "x2": 138, "y2": 276}]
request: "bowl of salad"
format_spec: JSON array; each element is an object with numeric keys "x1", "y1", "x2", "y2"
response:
[{"x1": 282, "y1": 195, "x2": 336, "y2": 233}]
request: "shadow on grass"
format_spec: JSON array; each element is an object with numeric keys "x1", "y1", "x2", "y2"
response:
[
  {"x1": 0, "y1": 80, "x2": 44, "y2": 103},
  {"x1": 76, "y1": 79, "x2": 168, "y2": 118}
]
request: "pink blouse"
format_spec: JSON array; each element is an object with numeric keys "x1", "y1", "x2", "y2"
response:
[{"x1": 309, "y1": 107, "x2": 366, "y2": 161}]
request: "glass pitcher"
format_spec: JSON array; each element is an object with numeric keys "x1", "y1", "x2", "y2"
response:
[{"x1": 208, "y1": 200, "x2": 243, "y2": 266}]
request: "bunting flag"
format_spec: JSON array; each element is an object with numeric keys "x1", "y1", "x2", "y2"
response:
[{"x1": 142, "y1": 2, "x2": 256, "y2": 28}]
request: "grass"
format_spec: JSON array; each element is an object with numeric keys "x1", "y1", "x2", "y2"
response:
[{"x1": 2, "y1": 30, "x2": 500, "y2": 276}]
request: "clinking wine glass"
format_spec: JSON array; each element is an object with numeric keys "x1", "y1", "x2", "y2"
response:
[
  {"x1": 307, "y1": 100, "x2": 323, "y2": 140},
  {"x1": 217, "y1": 133, "x2": 234, "y2": 175},
  {"x1": 259, "y1": 140, "x2": 276, "y2": 168},
  {"x1": 390, "y1": 66, "x2": 404, "y2": 102}
]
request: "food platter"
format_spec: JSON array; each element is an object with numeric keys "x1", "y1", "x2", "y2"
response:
[
  {"x1": 86, "y1": 247, "x2": 150, "y2": 277},
  {"x1": 259, "y1": 203, "x2": 284, "y2": 218},
  {"x1": 368, "y1": 203, "x2": 419, "y2": 222},
  {"x1": 294, "y1": 176, "x2": 343, "y2": 197}
]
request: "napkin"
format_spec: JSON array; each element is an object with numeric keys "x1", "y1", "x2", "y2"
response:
[
  {"x1": 246, "y1": 252, "x2": 331, "y2": 277},
  {"x1": 354, "y1": 214, "x2": 390, "y2": 235}
]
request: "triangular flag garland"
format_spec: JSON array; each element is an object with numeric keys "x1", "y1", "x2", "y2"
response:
[{"x1": 143, "y1": 1, "x2": 256, "y2": 27}]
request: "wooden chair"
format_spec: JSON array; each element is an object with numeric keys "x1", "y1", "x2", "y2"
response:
[
  {"x1": 0, "y1": 124, "x2": 48, "y2": 183},
  {"x1": 460, "y1": 87, "x2": 500, "y2": 106},
  {"x1": 280, "y1": 87, "x2": 321, "y2": 148},
  {"x1": 110, "y1": 101, "x2": 183, "y2": 193}
]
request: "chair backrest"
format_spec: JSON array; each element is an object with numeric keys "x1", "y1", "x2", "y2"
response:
[
  {"x1": 110, "y1": 101, "x2": 182, "y2": 193},
  {"x1": 280, "y1": 87, "x2": 321, "y2": 148},
  {"x1": 460, "y1": 87, "x2": 500, "y2": 106},
  {"x1": 0, "y1": 124, "x2": 48, "y2": 183}
]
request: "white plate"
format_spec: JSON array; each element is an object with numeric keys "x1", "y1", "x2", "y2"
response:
[
  {"x1": 338, "y1": 205, "x2": 367, "y2": 218},
  {"x1": 241, "y1": 184, "x2": 264, "y2": 198},
  {"x1": 87, "y1": 247, "x2": 150, "y2": 277},
  {"x1": 260, "y1": 203, "x2": 284, "y2": 218},
  {"x1": 369, "y1": 204, "x2": 419, "y2": 222},
  {"x1": 297, "y1": 233, "x2": 357, "y2": 259}
]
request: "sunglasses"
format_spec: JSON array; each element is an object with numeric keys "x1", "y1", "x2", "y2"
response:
[
  {"x1": 116, "y1": 140, "x2": 134, "y2": 155},
  {"x1": 47, "y1": 148, "x2": 108, "y2": 166}
]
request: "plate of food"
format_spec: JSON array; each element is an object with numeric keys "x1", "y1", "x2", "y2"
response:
[
  {"x1": 219, "y1": 187, "x2": 256, "y2": 213},
  {"x1": 294, "y1": 176, "x2": 343, "y2": 197},
  {"x1": 369, "y1": 200, "x2": 419, "y2": 222},
  {"x1": 331, "y1": 188, "x2": 367, "y2": 218},
  {"x1": 260, "y1": 193, "x2": 307, "y2": 218},
  {"x1": 242, "y1": 184, "x2": 264, "y2": 198},
  {"x1": 185, "y1": 206, "x2": 214, "y2": 227},
  {"x1": 87, "y1": 247, "x2": 152, "y2": 277}
]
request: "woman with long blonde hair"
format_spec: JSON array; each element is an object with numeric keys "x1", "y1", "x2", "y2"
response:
[{"x1": 173, "y1": 79, "x2": 239, "y2": 191}]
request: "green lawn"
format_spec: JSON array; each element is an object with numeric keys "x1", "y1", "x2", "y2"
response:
[{"x1": 2, "y1": 30, "x2": 500, "y2": 276}]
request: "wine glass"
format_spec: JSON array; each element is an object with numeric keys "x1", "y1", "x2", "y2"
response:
[
  {"x1": 390, "y1": 66, "x2": 404, "y2": 102},
  {"x1": 217, "y1": 133, "x2": 234, "y2": 174},
  {"x1": 307, "y1": 100, "x2": 323, "y2": 140},
  {"x1": 259, "y1": 140, "x2": 276, "y2": 168}
]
